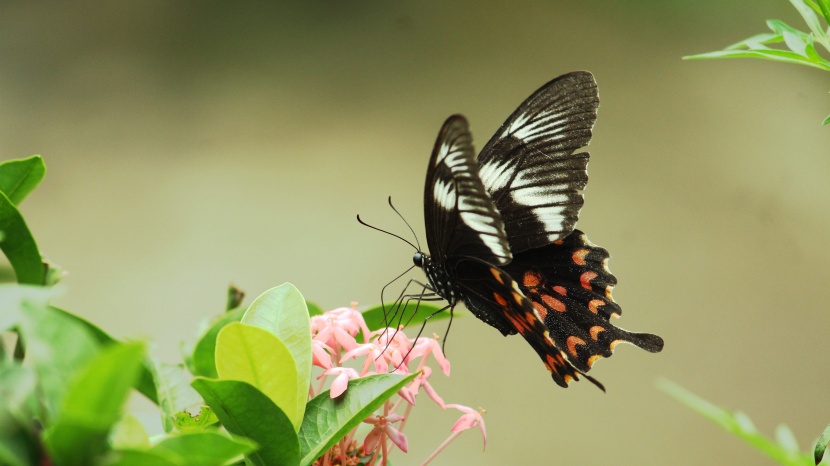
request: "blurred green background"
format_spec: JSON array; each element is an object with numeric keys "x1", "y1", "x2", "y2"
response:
[{"x1": 2, "y1": 1, "x2": 829, "y2": 464}]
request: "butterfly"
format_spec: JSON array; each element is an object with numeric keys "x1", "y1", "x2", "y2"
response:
[{"x1": 413, "y1": 71, "x2": 663, "y2": 390}]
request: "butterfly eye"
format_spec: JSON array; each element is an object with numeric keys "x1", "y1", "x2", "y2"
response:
[{"x1": 413, "y1": 252, "x2": 424, "y2": 268}]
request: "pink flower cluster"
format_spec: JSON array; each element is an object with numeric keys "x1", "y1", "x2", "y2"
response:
[{"x1": 310, "y1": 305, "x2": 486, "y2": 466}]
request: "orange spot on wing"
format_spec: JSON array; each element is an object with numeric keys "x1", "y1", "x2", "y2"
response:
[
  {"x1": 493, "y1": 292, "x2": 507, "y2": 307},
  {"x1": 533, "y1": 302, "x2": 548, "y2": 321},
  {"x1": 523, "y1": 270, "x2": 542, "y2": 288},
  {"x1": 572, "y1": 249, "x2": 590, "y2": 265},
  {"x1": 563, "y1": 374, "x2": 574, "y2": 385},
  {"x1": 587, "y1": 354, "x2": 602, "y2": 367},
  {"x1": 489, "y1": 267, "x2": 504, "y2": 285},
  {"x1": 542, "y1": 294, "x2": 567, "y2": 312},
  {"x1": 580, "y1": 271, "x2": 598, "y2": 290},
  {"x1": 553, "y1": 286, "x2": 567, "y2": 296},
  {"x1": 512, "y1": 291, "x2": 524, "y2": 306},
  {"x1": 610, "y1": 339, "x2": 623, "y2": 350},
  {"x1": 566, "y1": 336, "x2": 586, "y2": 357},
  {"x1": 589, "y1": 326, "x2": 605, "y2": 340},
  {"x1": 588, "y1": 299, "x2": 606, "y2": 314},
  {"x1": 554, "y1": 239, "x2": 564, "y2": 245}
]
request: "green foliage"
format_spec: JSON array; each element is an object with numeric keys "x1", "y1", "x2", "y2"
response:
[
  {"x1": 658, "y1": 379, "x2": 828, "y2": 465},
  {"x1": 361, "y1": 301, "x2": 448, "y2": 332},
  {"x1": 684, "y1": 0, "x2": 830, "y2": 124},
  {"x1": 0, "y1": 155, "x2": 440, "y2": 465},
  {"x1": 298, "y1": 373, "x2": 417, "y2": 465}
]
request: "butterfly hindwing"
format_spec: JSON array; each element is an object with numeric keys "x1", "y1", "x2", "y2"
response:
[
  {"x1": 424, "y1": 115, "x2": 512, "y2": 266},
  {"x1": 504, "y1": 230, "x2": 664, "y2": 373},
  {"x1": 477, "y1": 71, "x2": 599, "y2": 253},
  {"x1": 454, "y1": 258, "x2": 601, "y2": 389}
]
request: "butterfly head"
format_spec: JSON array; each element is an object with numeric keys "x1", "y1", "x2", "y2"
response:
[{"x1": 412, "y1": 251, "x2": 425, "y2": 268}]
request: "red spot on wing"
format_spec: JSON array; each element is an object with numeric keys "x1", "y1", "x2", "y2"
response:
[
  {"x1": 580, "y1": 271, "x2": 598, "y2": 290},
  {"x1": 572, "y1": 249, "x2": 590, "y2": 265},
  {"x1": 541, "y1": 294, "x2": 567, "y2": 312},
  {"x1": 553, "y1": 286, "x2": 567, "y2": 296},
  {"x1": 493, "y1": 292, "x2": 507, "y2": 307},
  {"x1": 532, "y1": 301, "x2": 548, "y2": 321},
  {"x1": 522, "y1": 270, "x2": 542, "y2": 288}
]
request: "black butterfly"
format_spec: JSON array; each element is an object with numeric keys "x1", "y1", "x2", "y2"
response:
[{"x1": 413, "y1": 71, "x2": 663, "y2": 389}]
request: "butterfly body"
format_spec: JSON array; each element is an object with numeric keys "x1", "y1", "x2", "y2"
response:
[{"x1": 411, "y1": 71, "x2": 662, "y2": 388}]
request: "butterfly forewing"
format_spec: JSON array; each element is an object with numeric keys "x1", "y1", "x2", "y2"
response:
[
  {"x1": 424, "y1": 115, "x2": 511, "y2": 266},
  {"x1": 477, "y1": 71, "x2": 599, "y2": 254}
]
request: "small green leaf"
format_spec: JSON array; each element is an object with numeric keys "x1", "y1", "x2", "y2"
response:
[
  {"x1": 43, "y1": 342, "x2": 146, "y2": 466},
  {"x1": 298, "y1": 373, "x2": 417, "y2": 466},
  {"x1": 227, "y1": 285, "x2": 245, "y2": 311},
  {"x1": 658, "y1": 379, "x2": 814, "y2": 465},
  {"x1": 215, "y1": 323, "x2": 301, "y2": 431},
  {"x1": 0, "y1": 156, "x2": 45, "y2": 206},
  {"x1": 103, "y1": 449, "x2": 178, "y2": 466},
  {"x1": 241, "y1": 283, "x2": 311, "y2": 425},
  {"x1": 790, "y1": 0, "x2": 828, "y2": 41},
  {"x1": 188, "y1": 306, "x2": 245, "y2": 378},
  {"x1": 684, "y1": 48, "x2": 830, "y2": 70},
  {"x1": 816, "y1": 422, "x2": 830, "y2": 464},
  {"x1": 822, "y1": 113, "x2": 830, "y2": 125},
  {"x1": 361, "y1": 302, "x2": 448, "y2": 333},
  {"x1": 172, "y1": 406, "x2": 219, "y2": 430},
  {"x1": 776, "y1": 424, "x2": 801, "y2": 454},
  {"x1": 0, "y1": 192, "x2": 44, "y2": 285},
  {"x1": 191, "y1": 378, "x2": 299, "y2": 466},
  {"x1": 816, "y1": 0, "x2": 830, "y2": 24}
]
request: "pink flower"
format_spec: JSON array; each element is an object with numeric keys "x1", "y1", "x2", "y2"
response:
[
  {"x1": 406, "y1": 334, "x2": 450, "y2": 376},
  {"x1": 402, "y1": 367, "x2": 445, "y2": 408},
  {"x1": 310, "y1": 307, "x2": 367, "y2": 352},
  {"x1": 446, "y1": 404, "x2": 487, "y2": 450},
  {"x1": 311, "y1": 339, "x2": 333, "y2": 369},
  {"x1": 363, "y1": 413, "x2": 408, "y2": 453},
  {"x1": 319, "y1": 367, "x2": 360, "y2": 398}
]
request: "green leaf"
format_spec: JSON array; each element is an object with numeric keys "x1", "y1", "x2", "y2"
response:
[
  {"x1": 43, "y1": 342, "x2": 145, "y2": 466},
  {"x1": 298, "y1": 373, "x2": 417, "y2": 466},
  {"x1": 0, "y1": 192, "x2": 44, "y2": 285},
  {"x1": 191, "y1": 378, "x2": 299, "y2": 466},
  {"x1": 49, "y1": 306, "x2": 159, "y2": 405},
  {"x1": 215, "y1": 323, "x2": 301, "y2": 431},
  {"x1": 361, "y1": 302, "x2": 448, "y2": 332},
  {"x1": 822, "y1": 113, "x2": 830, "y2": 125},
  {"x1": 0, "y1": 364, "x2": 39, "y2": 466},
  {"x1": 683, "y1": 48, "x2": 830, "y2": 70},
  {"x1": 790, "y1": 0, "x2": 828, "y2": 41},
  {"x1": 110, "y1": 414, "x2": 151, "y2": 450},
  {"x1": 104, "y1": 449, "x2": 179, "y2": 466},
  {"x1": 0, "y1": 156, "x2": 45, "y2": 206},
  {"x1": 241, "y1": 283, "x2": 311, "y2": 425},
  {"x1": 227, "y1": 285, "x2": 245, "y2": 311},
  {"x1": 816, "y1": 422, "x2": 830, "y2": 464},
  {"x1": 149, "y1": 360, "x2": 203, "y2": 433},
  {"x1": 816, "y1": 0, "x2": 830, "y2": 24},
  {"x1": 18, "y1": 299, "x2": 102, "y2": 421},
  {"x1": 188, "y1": 306, "x2": 245, "y2": 378},
  {"x1": 657, "y1": 379, "x2": 813, "y2": 465},
  {"x1": 305, "y1": 301, "x2": 324, "y2": 317},
  {"x1": 109, "y1": 430, "x2": 257, "y2": 466}
]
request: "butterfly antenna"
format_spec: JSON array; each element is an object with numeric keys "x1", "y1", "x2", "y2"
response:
[
  {"x1": 387, "y1": 196, "x2": 421, "y2": 251},
  {"x1": 356, "y1": 214, "x2": 418, "y2": 251}
]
